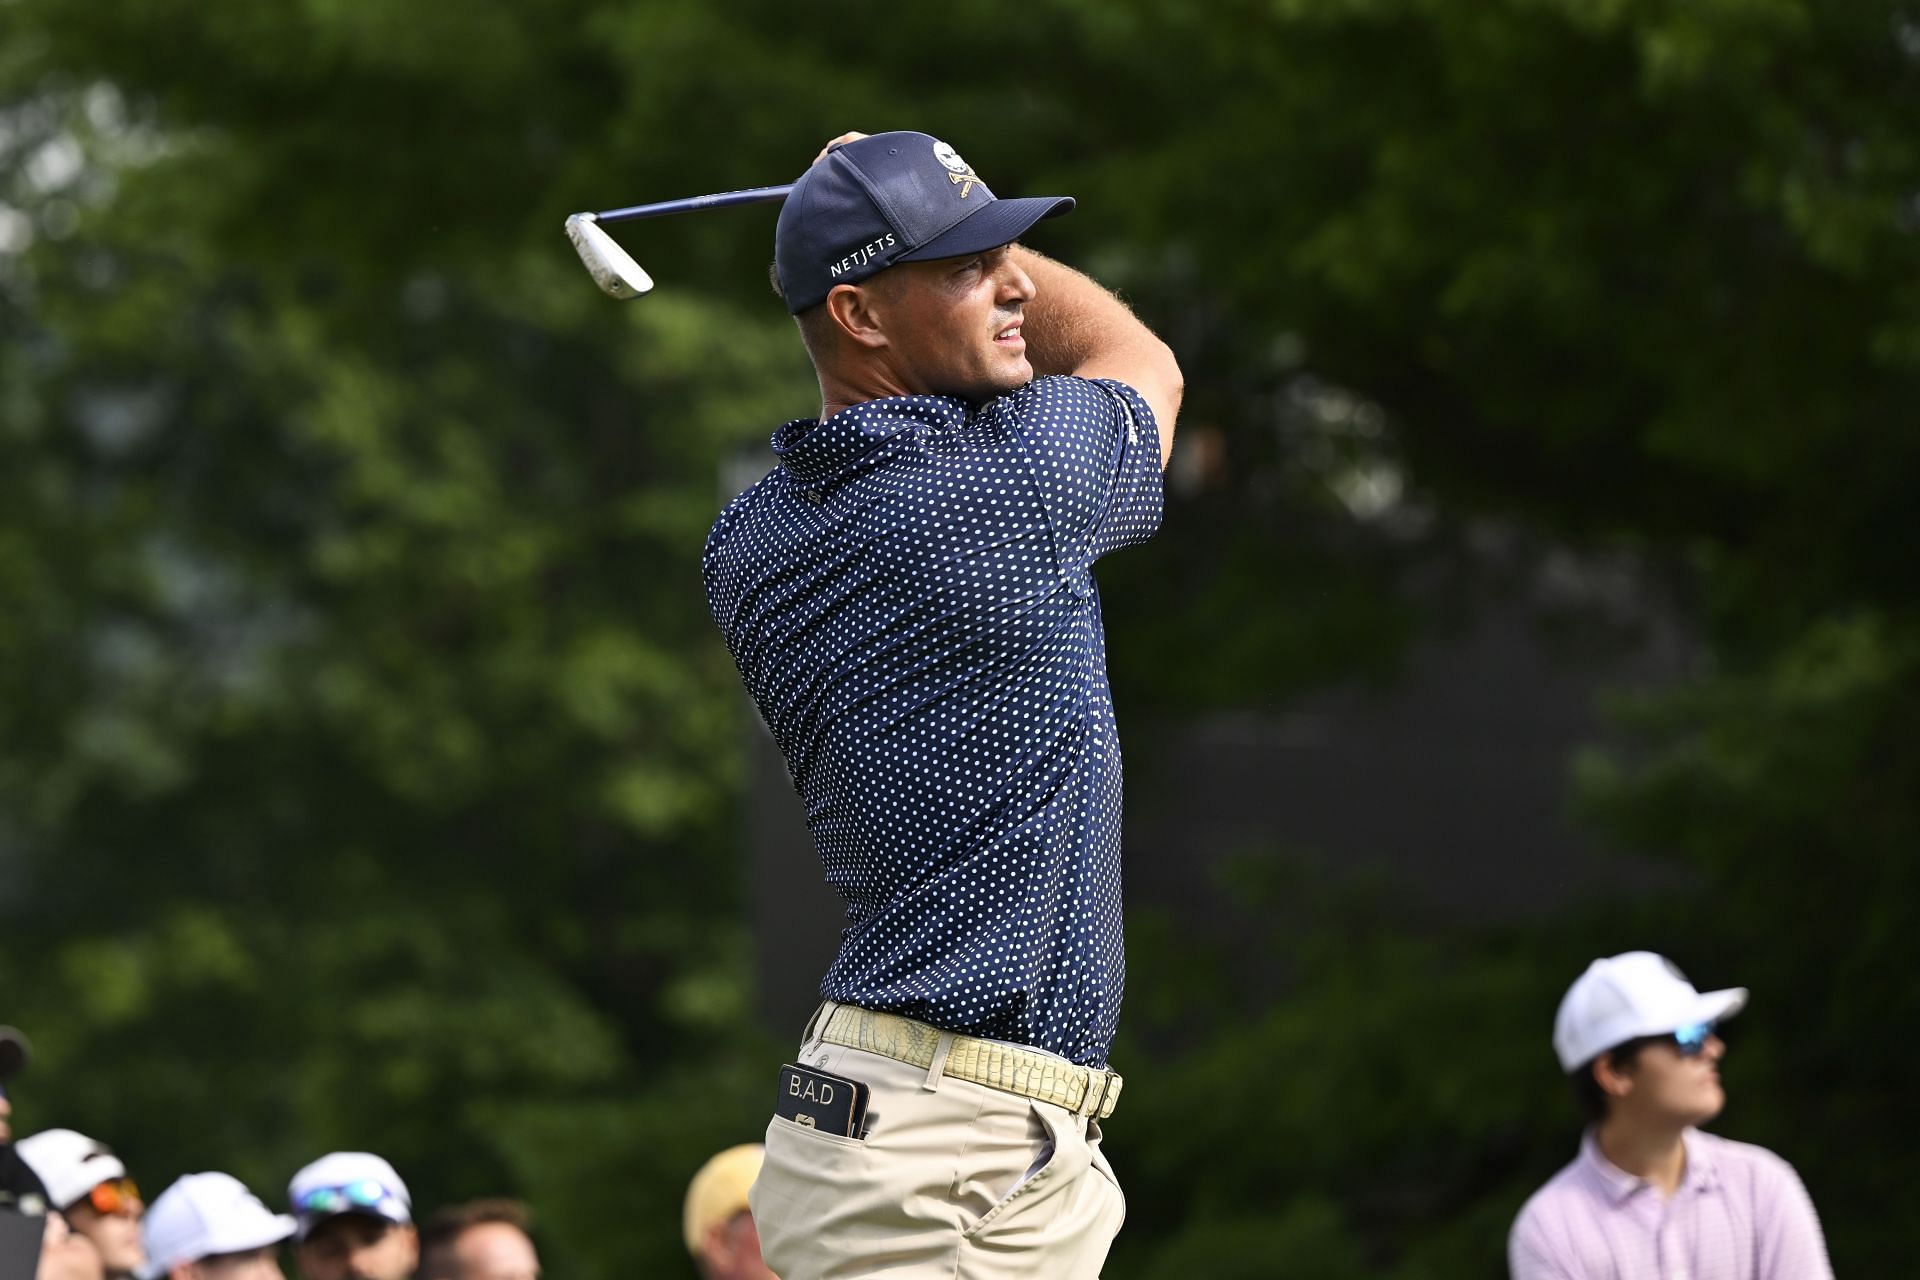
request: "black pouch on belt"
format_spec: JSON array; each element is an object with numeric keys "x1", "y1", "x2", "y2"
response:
[{"x1": 776, "y1": 1063, "x2": 871, "y2": 1138}]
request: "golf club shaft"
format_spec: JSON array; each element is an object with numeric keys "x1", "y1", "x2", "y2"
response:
[{"x1": 591, "y1": 184, "x2": 793, "y2": 225}]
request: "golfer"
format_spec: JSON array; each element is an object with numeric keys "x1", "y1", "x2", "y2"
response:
[
  {"x1": 1509, "y1": 951, "x2": 1833, "y2": 1279},
  {"x1": 703, "y1": 130, "x2": 1180, "y2": 1278}
]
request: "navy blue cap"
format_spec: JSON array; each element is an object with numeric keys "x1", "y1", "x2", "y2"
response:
[{"x1": 774, "y1": 131, "x2": 1074, "y2": 314}]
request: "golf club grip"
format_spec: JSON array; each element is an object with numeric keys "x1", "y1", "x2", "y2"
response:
[{"x1": 593, "y1": 184, "x2": 794, "y2": 224}]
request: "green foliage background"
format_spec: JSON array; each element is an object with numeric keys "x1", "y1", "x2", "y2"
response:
[{"x1": 2, "y1": 0, "x2": 1914, "y2": 1273}]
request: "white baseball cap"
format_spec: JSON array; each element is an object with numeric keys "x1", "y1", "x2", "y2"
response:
[
  {"x1": 287, "y1": 1152, "x2": 411, "y2": 1241},
  {"x1": 141, "y1": 1172, "x2": 295, "y2": 1276},
  {"x1": 1553, "y1": 951, "x2": 1748, "y2": 1072},
  {"x1": 14, "y1": 1129, "x2": 128, "y2": 1211}
]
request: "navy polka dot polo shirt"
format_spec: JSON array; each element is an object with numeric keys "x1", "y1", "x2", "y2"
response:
[{"x1": 703, "y1": 375, "x2": 1163, "y2": 1066}]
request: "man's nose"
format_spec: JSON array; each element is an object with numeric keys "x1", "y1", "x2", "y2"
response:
[
  {"x1": 1705, "y1": 1034, "x2": 1726, "y2": 1061},
  {"x1": 997, "y1": 258, "x2": 1035, "y2": 305}
]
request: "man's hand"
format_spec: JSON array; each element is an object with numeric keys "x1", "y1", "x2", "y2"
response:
[{"x1": 814, "y1": 132, "x2": 869, "y2": 164}]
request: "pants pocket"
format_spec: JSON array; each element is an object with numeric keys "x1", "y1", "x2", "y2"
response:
[
  {"x1": 960, "y1": 1101, "x2": 1086, "y2": 1240},
  {"x1": 1086, "y1": 1117, "x2": 1126, "y2": 1229},
  {"x1": 751, "y1": 1114, "x2": 872, "y2": 1279}
]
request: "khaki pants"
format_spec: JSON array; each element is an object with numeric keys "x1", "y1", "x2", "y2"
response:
[{"x1": 750, "y1": 1005, "x2": 1127, "y2": 1279}]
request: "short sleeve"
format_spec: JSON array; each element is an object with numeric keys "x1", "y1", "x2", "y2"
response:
[
  {"x1": 1756, "y1": 1158, "x2": 1834, "y2": 1280},
  {"x1": 1507, "y1": 1206, "x2": 1576, "y2": 1280},
  {"x1": 1006, "y1": 374, "x2": 1164, "y2": 569}
]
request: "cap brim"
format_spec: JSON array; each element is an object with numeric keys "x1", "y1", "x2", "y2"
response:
[
  {"x1": 295, "y1": 1205, "x2": 410, "y2": 1242},
  {"x1": 897, "y1": 195, "x2": 1075, "y2": 264},
  {"x1": 185, "y1": 1213, "x2": 296, "y2": 1266},
  {"x1": 1693, "y1": 987, "x2": 1748, "y2": 1027},
  {"x1": 227, "y1": 1214, "x2": 299, "y2": 1251},
  {"x1": 56, "y1": 1156, "x2": 130, "y2": 1208}
]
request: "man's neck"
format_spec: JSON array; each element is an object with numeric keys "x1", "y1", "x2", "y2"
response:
[
  {"x1": 1595, "y1": 1117, "x2": 1690, "y2": 1198},
  {"x1": 818, "y1": 362, "x2": 916, "y2": 421}
]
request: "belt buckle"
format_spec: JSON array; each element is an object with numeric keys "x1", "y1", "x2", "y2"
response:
[
  {"x1": 1090, "y1": 1066, "x2": 1121, "y2": 1113},
  {"x1": 1079, "y1": 1069, "x2": 1112, "y2": 1119}
]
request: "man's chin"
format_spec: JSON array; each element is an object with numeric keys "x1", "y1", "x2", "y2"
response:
[
  {"x1": 945, "y1": 365, "x2": 1033, "y2": 405},
  {"x1": 1683, "y1": 1091, "x2": 1726, "y2": 1128},
  {"x1": 989, "y1": 356, "x2": 1034, "y2": 396}
]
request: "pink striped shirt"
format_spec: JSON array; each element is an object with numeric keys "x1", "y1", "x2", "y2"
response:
[{"x1": 1509, "y1": 1129, "x2": 1833, "y2": 1280}]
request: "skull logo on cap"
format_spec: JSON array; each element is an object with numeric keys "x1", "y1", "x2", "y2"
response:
[
  {"x1": 932, "y1": 141, "x2": 970, "y2": 174},
  {"x1": 932, "y1": 140, "x2": 980, "y2": 197}
]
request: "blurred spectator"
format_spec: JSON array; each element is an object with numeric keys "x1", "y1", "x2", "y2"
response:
[
  {"x1": 143, "y1": 1171, "x2": 295, "y2": 1280},
  {"x1": 0, "y1": 1025, "x2": 51, "y2": 1217},
  {"x1": 417, "y1": 1199, "x2": 540, "y2": 1280},
  {"x1": 286, "y1": 1152, "x2": 417, "y2": 1280},
  {"x1": 16, "y1": 1129, "x2": 146, "y2": 1279},
  {"x1": 682, "y1": 1146, "x2": 774, "y2": 1280},
  {"x1": 37, "y1": 1209, "x2": 105, "y2": 1280},
  {"x1": 1509, "y1": 953, "x2": 1833, "y2": 1279},
  {"x1": 1, "y1": 1026, "x2": 48, "y2": 1278}
]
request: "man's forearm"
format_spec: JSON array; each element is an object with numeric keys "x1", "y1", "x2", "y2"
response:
[
  {"x1": 1017, "y1": 248, "x2": 1154, "y2": 376},
  {"x1": 1016, "y1": 247, "x2": 1183, "y2": 461}
]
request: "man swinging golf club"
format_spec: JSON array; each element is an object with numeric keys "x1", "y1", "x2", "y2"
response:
[{"x1": 703, "y1": 130, "x2": 1180, "y2": 1278}]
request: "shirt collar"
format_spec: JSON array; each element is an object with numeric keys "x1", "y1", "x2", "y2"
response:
[
  {"x1": 1580, "y1": 1127, "x2": 1719, "y2": 1203},
  {"x1": 1680, "y1": 1129, "x2": 1720, "y2": 1193},
  {"x1": 772, "y1": 394, "x2": 972, "y2": 487}
]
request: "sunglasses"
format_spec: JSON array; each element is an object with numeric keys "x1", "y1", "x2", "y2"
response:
[
  {"x1": 296, "y1": 1179, "x2": 397, "y2": 1216},
  {"x1": 84, "y1": 1177, "x2": 141, "y2": 1216},
  {"x1": 1667, "y1": 1021, "x2": 1716, "y2": 1056}
]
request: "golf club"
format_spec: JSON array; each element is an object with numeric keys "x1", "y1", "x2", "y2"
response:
[{"x1": 565, "y1": 184, "x2": 793, "y2": 300}]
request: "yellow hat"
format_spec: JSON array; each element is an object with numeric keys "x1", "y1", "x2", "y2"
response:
[{"x1": 682, "y1": 1144, "x2": 764, "y2": 1257}]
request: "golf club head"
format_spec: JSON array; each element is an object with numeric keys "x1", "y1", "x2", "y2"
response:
[{"x1": 565, "y1": 213, "x2": 654, "y2": 300}]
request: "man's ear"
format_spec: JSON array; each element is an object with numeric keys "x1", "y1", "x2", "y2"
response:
[
  {"x1": 700, "y1": 1219, "x2": 731, "y2": 1266},
  {"x1": 1593, "y1": 1052, "x2": 1635, "y2": 1103},
  {"x1": 826, "y1": 282, "x2": 888, "y2": 350}
]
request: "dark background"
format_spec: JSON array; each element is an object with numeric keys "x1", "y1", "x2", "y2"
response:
[{"x1": 2, "y1": 1, "x2": 1915, "y2": 1274}]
